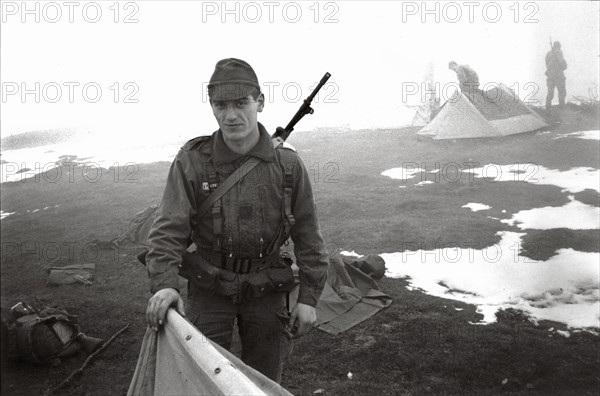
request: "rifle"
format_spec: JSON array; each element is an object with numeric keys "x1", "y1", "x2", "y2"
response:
[
  {"x1": 272, "y1": 72, "x2": 331, "y2": 142},
  {"x1": 549, "y1": 36, "x2": 553, "y2": 50}
]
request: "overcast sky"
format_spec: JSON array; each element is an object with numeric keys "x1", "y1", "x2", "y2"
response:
[{"x1": 1, "y1": 1, "x2": 598, "y2": 142}]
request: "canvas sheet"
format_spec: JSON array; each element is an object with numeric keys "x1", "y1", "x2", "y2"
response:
[{"x1": 127, "y1": 310, "x2": 293, "y2": 396}]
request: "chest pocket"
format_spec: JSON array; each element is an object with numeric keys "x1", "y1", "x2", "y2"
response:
[{"x1": 258, "y1": 183, "x2": 284, "y2": 246}]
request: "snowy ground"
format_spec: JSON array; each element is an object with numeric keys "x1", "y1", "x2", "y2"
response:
[
  {"x1": 1, "y1": 138, "x2": 181, "y2": 184},
  {"x1": 3, "y1": 130, "x2": 599, "y2": 331},
  {"x1": 553, "y1": 130, "x2": 600, "y2": 140},
  {"x1": 380, "y1": 133, "x2": 600, "y2": 331}
]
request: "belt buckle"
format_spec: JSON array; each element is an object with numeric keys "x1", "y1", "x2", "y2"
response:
[
  {"x1": 240, "y1": 259, "x2": 250, "y2": 274},
  {"x1": 232, "y1": 258, "x2": 241, "y2": 273}
]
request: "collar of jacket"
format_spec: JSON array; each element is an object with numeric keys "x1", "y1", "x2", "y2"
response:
[{"x1": 211, "y1": 122, "x2": 275, "y2": 165}]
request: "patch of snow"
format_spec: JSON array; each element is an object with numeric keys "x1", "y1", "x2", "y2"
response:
[
  {"x1": 469, "y1": 164, "x2": 600, "y2": 194},
  {"x1": 0, "y1": 211, "x2": 15, "y2": 220},
  {"x1": 556, "y1": 330, "x2": 571, "y2": 338},
  {"x1": 341, "y1": 250, "x2": 361, "y2": 258},
  {"x1": 553, "y1": 130, "x2": 600, "y2": 141},
  {"x1": 501, "y1": 209, "x2": 507, "y2": 213},
  {"x1": 383, "y1": 163, "x2": 599, "y2": 194},
  {"x1": 1, "y1": 139, "x2": 183, "y2": 184},
  {"x1": 382, "y1": 231, "x2": 600, "y2": 329},
  {"x1": 415, "y1": 181, "x2": 434, "y2": 186},
  {"x1": 462, "y1": 203, "x2": 491, "y2": 212},
  {"x1": 381, "y1": 167, "x2": 426, "y2": 181},
  {"x1": 501, "y1": 196, "x2": 599, "y2": 230}
]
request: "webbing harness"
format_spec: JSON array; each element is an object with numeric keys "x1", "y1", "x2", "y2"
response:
[{"x1": 193, "y1": 139, "x2": 296, "y2": 255}]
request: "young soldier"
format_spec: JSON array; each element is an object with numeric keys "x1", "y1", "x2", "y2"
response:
[{"x1": 144, "y1": 58, "x2": 328, "y2": 382}]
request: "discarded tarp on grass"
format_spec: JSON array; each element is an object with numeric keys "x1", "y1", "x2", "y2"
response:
[
  {"x1": 418, "y1": 84, "x2": 548, "y2": 139},
  {"x1": 112, "y1": 205, "x2": 159, "y2": 248},
  {"x1": 311, "y1": 255, "x2": 392, "y2": 335},
  {"x1": 127, "y1": 309, "x2": 292, "y2": 396},
  {"x1": 46, "y1": 263, "x2": 95, "y2": 286}
]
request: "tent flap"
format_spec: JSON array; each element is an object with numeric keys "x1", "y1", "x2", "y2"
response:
[{"x1": 127, "y1": 310, "x2": 293, "y2": 396}]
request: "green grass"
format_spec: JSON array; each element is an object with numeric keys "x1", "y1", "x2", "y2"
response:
[{"x1": 1, "y1": 107, "x2": 599, "y2": 395}]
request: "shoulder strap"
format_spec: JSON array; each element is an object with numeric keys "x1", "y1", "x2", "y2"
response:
[
  {"x1": 195, "y1": 137, "x2": 287, "y2": 222},
  {"x1": 195, "y1": 156, "x2": 261, "y2": 221}
]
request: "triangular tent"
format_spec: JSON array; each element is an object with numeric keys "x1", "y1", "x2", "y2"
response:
[
  {"x1": 418, "y1": 84, "x2": 548, "y2": 139},
  {"x1": 411, "y1": 61, "x2": 441, "y2": 127}
]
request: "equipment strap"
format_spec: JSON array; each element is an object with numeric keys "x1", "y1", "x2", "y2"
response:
[{"x1": 195, "y1": 156, "x2": 261, "y2": 225}]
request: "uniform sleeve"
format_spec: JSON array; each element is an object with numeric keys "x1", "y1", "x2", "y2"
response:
[
  {"x1": 288, "y1": 154, "x2": 329, "y2": 307},
  {"x1": 146, "y1": 150, "x2": 198, "y2": 294}
]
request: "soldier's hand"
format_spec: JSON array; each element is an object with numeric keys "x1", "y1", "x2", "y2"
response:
[
  {"x1": 146, "y1": 288, "x2": 185, "y2": 331},
  {"x1": 288, "y1": 302, "x2": 316, "y2": 338}
]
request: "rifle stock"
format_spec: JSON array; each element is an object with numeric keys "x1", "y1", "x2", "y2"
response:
[{"x1": 272, "y1": 72, "x2": 331, "y2": 142}]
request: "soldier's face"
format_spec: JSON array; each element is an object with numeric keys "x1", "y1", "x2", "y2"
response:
[{"x1": 211, "y1": 94, "x2": 264, "y2": 143}]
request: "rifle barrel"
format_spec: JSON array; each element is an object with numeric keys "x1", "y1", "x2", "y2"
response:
[{"x1": 275, "y1": 72, "x2": 331, "y2": 140}]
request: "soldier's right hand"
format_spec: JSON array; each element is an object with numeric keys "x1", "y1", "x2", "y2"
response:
[{"x1": 146, "y1": 288, "x2": 185, "y2": 331}]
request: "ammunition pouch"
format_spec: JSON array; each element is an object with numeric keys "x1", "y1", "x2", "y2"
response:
[
  {"x1": 179, "y1": 252, "x2": 223, "y2": 296},
  {"x1": 181, "y1": 250, "x2": 297, "y2": 304}
]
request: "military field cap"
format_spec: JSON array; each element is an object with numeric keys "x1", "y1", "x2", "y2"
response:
[{"x1": 208, "y1": 58, "x2": 261, "y2": 101}]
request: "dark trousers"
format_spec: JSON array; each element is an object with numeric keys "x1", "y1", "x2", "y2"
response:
[
  {"x1": 186, "y1": 281, "x2": 293, "y2": 383},
  {"x1": 546, "y1": 77, "x2": 566, "y2": 109}
]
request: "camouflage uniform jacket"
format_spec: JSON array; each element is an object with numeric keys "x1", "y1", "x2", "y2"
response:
[{"x1": 146, "y1": 123, "x2": 328, "y2": 307}]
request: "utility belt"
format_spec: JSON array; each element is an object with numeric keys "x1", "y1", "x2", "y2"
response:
[
  {"x1": 179, "y1": 249, "x2": 297, "y2": 304},
  {"x1": 186, "y1": 249, "x2": 280, "y2": 274}
]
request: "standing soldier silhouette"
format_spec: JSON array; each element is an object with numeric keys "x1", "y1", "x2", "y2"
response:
[{"x1": 545, "y1": 41, "x2": 568, "y2": 110}]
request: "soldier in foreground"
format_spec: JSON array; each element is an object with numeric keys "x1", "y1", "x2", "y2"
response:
[
  {"x1": 144, "y1": 58, "x2": 329, "y2": 382},
  {"x1": 545, "y1": 41, "x2": 568, "y2": 110}
]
